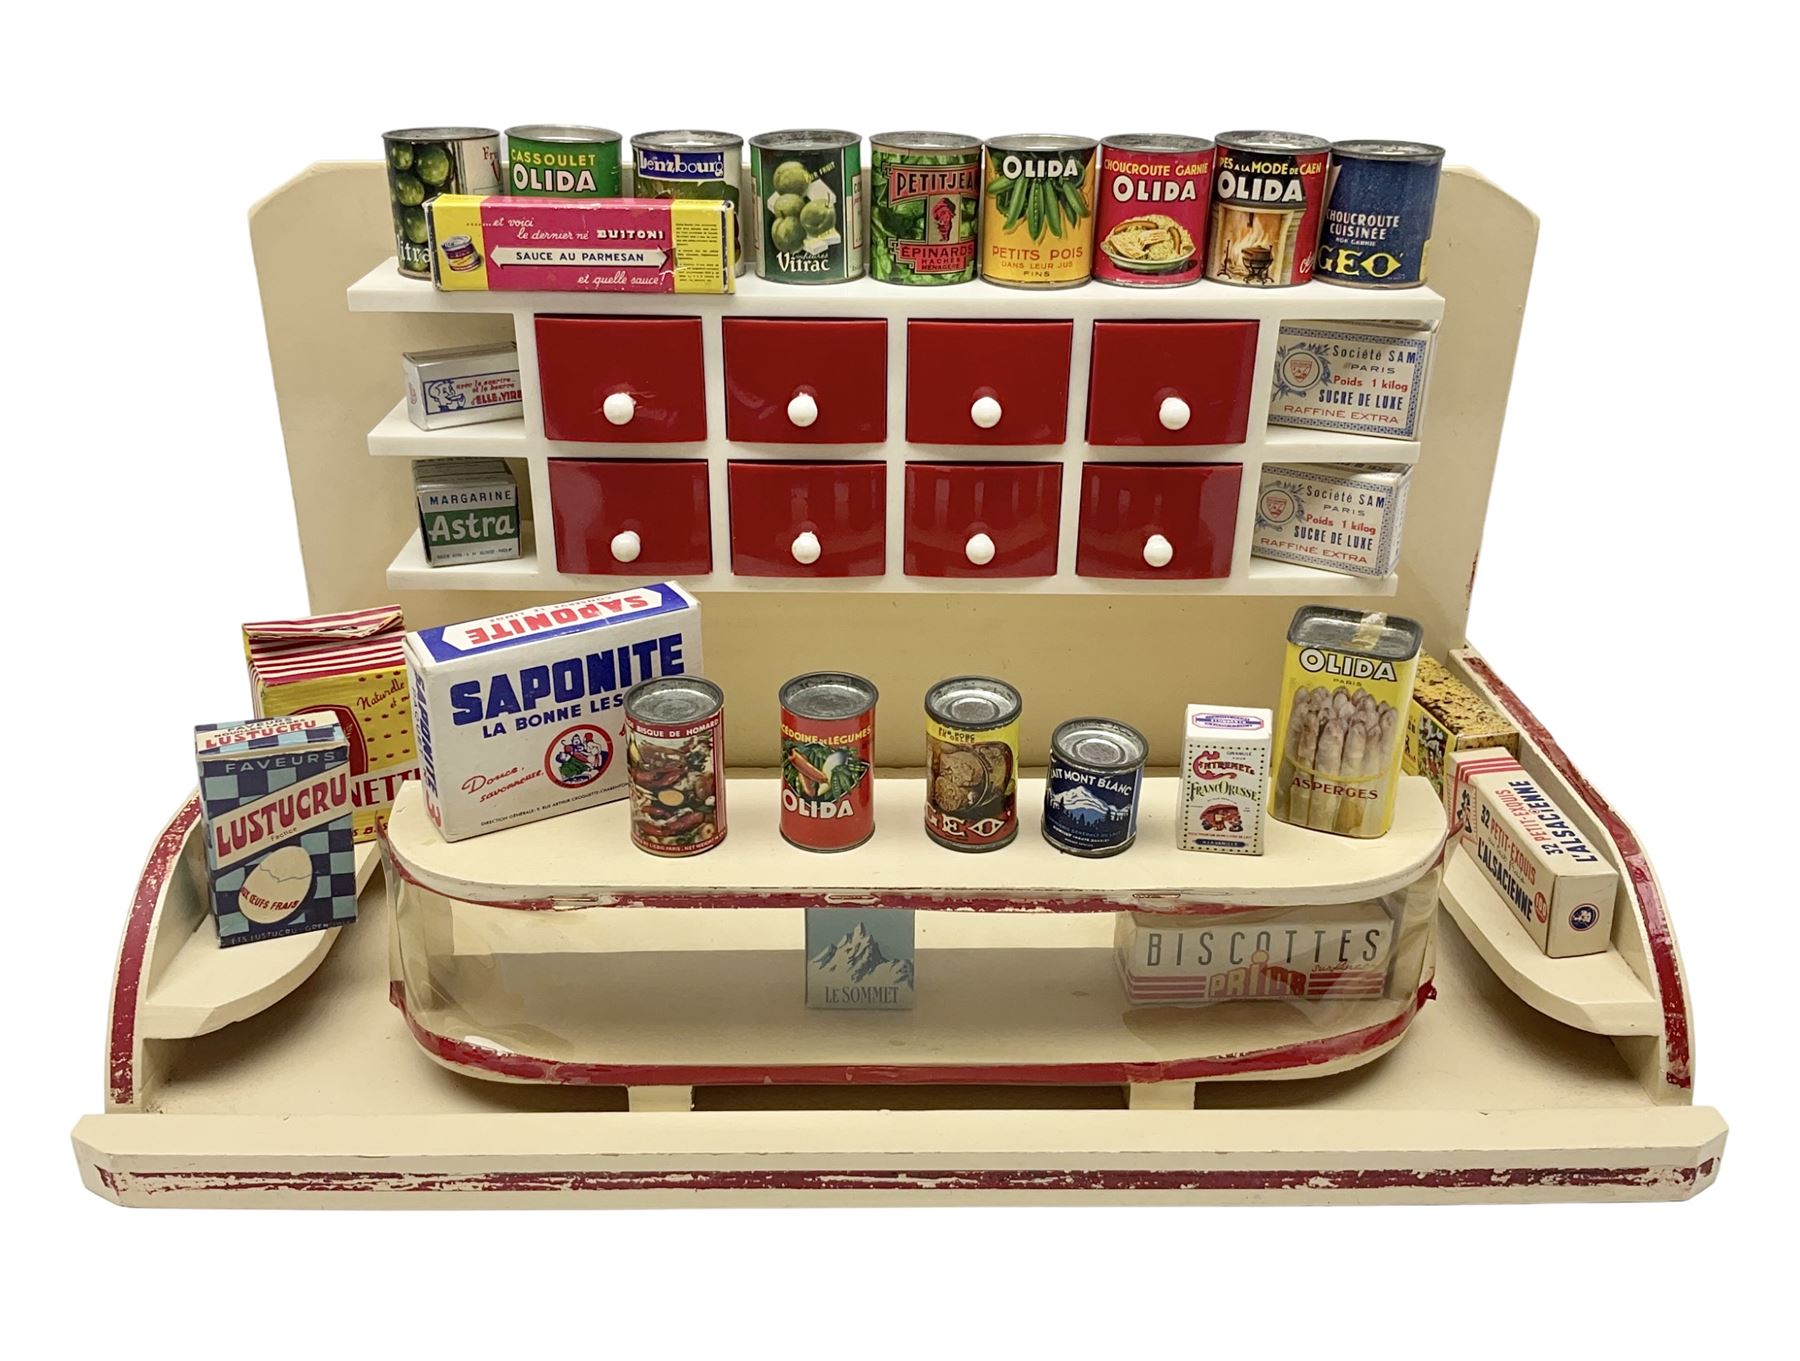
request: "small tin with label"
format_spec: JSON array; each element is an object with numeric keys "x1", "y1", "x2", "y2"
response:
[
  {"x1": 624, "y1": 676, "x2": 726, "y2": 856},
  {"x1": 779, "y1": 671, "x2": 879, "y2": 852},
  {"x1": 504, "y1": 124, "x2": 623, "y2": 198},
  {"x1": 980, "y1": 134, "x2": 1098, "y2": 288},
  {"x1": 382, "y1": 127, "x2": 501, "y2": 278},
  {"x1": 1043, "y1": 718, "x2": 1147, "y2": 857},
  {"x1": 1093, "y1": 134, "x2": 1214, "y2": 287},
  {"x1": 749, "y1": 129, "x2": 864, "y2": 284},
  {"x1": 1316, "y1": 141, "x2": 1444, "y2": 289},
  {"x1": 924, "y1": 676, "x2": 1021, "y2": 851},
  {"x1": 631, "y1": 129, "x2": 747, "y2": 275},
  {"x1": 1205, "y1": 130, "x2": 1331, "y2": 288},
  {"x1": 870, "y1": 131, "x2": 983, "y2": 285}
]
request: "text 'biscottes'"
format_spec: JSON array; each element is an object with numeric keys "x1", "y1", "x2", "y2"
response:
[
  {"x1": 1114, "y1": 902, "x2": 1396, "y2": 1005},
  {"x1": 403, "y1": 584, "x2": 703, "y2": 842}
]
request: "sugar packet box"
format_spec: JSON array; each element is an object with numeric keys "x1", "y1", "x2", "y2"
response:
[
  {"x1": 405, "y1": 584, "x2": 703, "y2": 841},
  {"x1": 195, "y1": 716, "x2": 357, "y2": 947}
]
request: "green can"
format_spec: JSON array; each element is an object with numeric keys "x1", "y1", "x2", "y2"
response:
[
  {"x1": 504, "y1": 124, "x2": 622, "y2": 198},
  {"x1": 749, "y1": 129, "x2": 864, "y2": 284},
  {"x1": 383, "y1": 127, "x2": 501, "y2": 278},
  {"x1": 870, "y1": 132, "x2": 982, "y2": 286},
  {"x1": 631, "y1": 130, "x2": 746, "y2": 276}
]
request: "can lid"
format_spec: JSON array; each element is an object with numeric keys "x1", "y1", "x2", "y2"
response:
[
  {"x1": 1215, "y1": 129, "x2": 1331, "y2": 154},
  {"x1": 383, "y1": 127, "x2": 500, "y2": 141},
  {"x1": 506, "y1": 124, "x2": 622, "y2": 144},
  {"x1": 1287, "y1": 606, "x2": 1424, "y2": 661},
  {"x1": 625, "y1": 676, "x2": 724, "y2": 724},
  {"x1": 925, "y1": 676, "x2": 1022, "y2": 728},
  {"x1": 985, "y1": 134, "x2": 1099, "y2": 153},
  {"x1": 1051, "y1": 718, "x2": 1148, "y2": 772},
  {"x1": 1331, "y1": 140, "x2": 1446, "y2": 163},
  {"x1": 871, "y1": 131, "x2": 983, "y2": 152},
  {"x1": 751, "y1": 129, "x2": 861, "y2": 151},
  {"x1": 632, "y1": 129, "x2": 744, "y2": 151},
  {"x1": 1101, "y1": 133, "x2": 1216, "y2": 153},
  {"x1": 780, "y1": 672, "x2": 879, "y2": 720}
]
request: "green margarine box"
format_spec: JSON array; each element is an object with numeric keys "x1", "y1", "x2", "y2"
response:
[{"x1": 412, "y1": 457, "x2": 520, "y2": 566}]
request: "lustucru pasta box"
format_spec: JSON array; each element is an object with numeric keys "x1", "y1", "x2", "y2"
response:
[
  {"x1": 1253, "y1": 462, "x2": 1412, "y2": 579},
  {"x1": 405, "y1": 584, "x2": 704, "y2": 842},
  {"x1": 1113, "y1": 902, "x2": 1396, "y2": 1005},
  {"x1": 1268, "y1": 319, "x2": 1433, "y2": 440}
]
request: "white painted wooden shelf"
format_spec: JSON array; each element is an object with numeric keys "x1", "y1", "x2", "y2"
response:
[
  {"x1": 367, "y1": 398, "x2": 526, "y2": 459},
  {"x1": 386, "y1": 525, "x2": 540, "y2": 590}
]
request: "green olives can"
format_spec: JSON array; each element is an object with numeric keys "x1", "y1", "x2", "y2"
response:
[
  {"x1": 869, "y1": 132, "x2": 982, "y2": 285},
  {"x1": 382, "y1": 127, "x2": 502, "y2": 278},
  {"x1": 631, "y1": 130, "x2": 746, "y2": 276},
  {"x1": 749, "y1": 130, "x2": 864, "y2": 284},
  {"x1": 504, "y1": 124, "x2": 622, "y2": 198}
]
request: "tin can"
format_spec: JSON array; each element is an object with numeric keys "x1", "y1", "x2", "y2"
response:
[
  {"x1": 1205, "y1": 130, "x2": 1331, "y2": 288},
  {"x1": 631, "y1": 129, "x2": 746, "y2": 276},
  {"x1": 504, "y1": 124, "x2": 622, "y2": 198},
  {"x1": 869, "y1": 132, "x2": 982, "y2": 286},
  {"x1": 1315, "y1": 141, "x2": 1446, "y2": 289},
  {"x1": 779, "y1": 672, "x2": 879, "y2": 852},
  {"x1": 1270, "y1": 606, "x2": 1424, "y2": 839},
  {"x1": 624, "y1": 676, "x2": 726, "y2": 856},
  {"x1": 749, "y1": 130, "x2": 864, "y2": 284},
  {"x1": 981, "y1": 134, "x2": 1097, "y2": 288},
  {"x1": 1043, "y1": 718, "x2": 1147, "y2": 857},
  {"x1": 1093, "y1": 135, "x2": 1214, "y2": 287},
  {"x1": 924, "y1": 676, "x2": 1021, "y2": 851},
  {"x1": 382, "y1": 127, "x2": 501, "y2": 278}
]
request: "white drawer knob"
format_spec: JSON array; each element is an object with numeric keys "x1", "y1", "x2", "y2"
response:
[
  {"x1": 970, "y1": 395, "x2": 1003, "y2": 430},
  {"x1": 1143, "y1": 533, "x2": 1174, "y2": 569},
  {"x1": 787, "y1": 392, "x2": 819, "y2": 428},
  {"x1": 1159, "y1": 396, "x2": 1191, "y2": 431},
  {"x1": 610, "y1": 530, "x2": 641, "y2": 564},
  {"x1": 603, "y1": 391, "x2": 636, "y2": 426},
  {"x1": 964, "y1": 532, "x2": 996, "y2": 566},
  {"x1": 791, "y1": 530, "x2": 822, "y2": 565}
]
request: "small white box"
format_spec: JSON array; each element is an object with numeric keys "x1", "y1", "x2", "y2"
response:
[
  {"x1": 403, "y1": 342, "x2": 522, "y2": 430},
  {"x1": 1268, "y1": 320, "x2": 1433, "y2": 441},
  {"x1": 1253, "y1": 462, "x2": 1412, "y2": 579},
  {"x1": 1179, "y1": 705, "x2": 1272, "y2": 856}
]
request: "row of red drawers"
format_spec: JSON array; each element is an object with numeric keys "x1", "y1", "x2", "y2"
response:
[
  {"x1": 536, "y1": 317, "x2": 1259, "y2": 447},
  {"x1": 549, "y1": 460, "x2": 1243, "y2": 580}
]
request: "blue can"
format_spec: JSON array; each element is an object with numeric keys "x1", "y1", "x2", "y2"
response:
[
  {"x1": 1316, "y1": 141, "x2": 1445, "y2": 289},
  {"x1": 1043, "y1": 717, "x2": 1147, "y2": 858}
]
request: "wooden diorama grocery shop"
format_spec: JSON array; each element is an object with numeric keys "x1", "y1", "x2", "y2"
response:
[{"x1": 70, "y1": 127, "x2": 1728, "y2": 1207}]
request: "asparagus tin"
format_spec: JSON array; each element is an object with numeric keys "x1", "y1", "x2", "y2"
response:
[
  {"x1": 1179, "y1": 705, "x2": 1272, "y2": 856},
  {"x1": 195, "y1": 716, "x2": 357, "y2": 948},
  {"x1": 402, "y1": 342, "x2": 521, "y2": 430},
  {"x1": 806, "y1": 909, "x2": 915, "y2": 1010},
  {"x1": 625, "y1": 676, "x2": 726, "y2": 856},
  {"x1": 413, "y1": 457, "x2": 519, "y2": 567},
  {"x1": 631, "y1": 129, "x2": 746, "y2": 275},
  {"x1": 1316, "y1": 140, "x2": 1445, "y2": 288},
  {"x1": 383, "y1": 128, "x2": 501, "y2": 278},
  {"x1": 404, "y1": 584, "x2": 703, "y2": 842},
  {"x1": 1268, "y1": 320, "x2": 1434, "y2": 440},
  {"x1": 1205, "y1": 130, "x2": 1331, "y2": 287},
  {"x1": 779, "y1": 672, "x2": 878, "y2": 852},
  {"x1": 1043, "y1": 718, "x2": 1146, "y2": 857},
  {"x1": 869, "y1": 131, "x2": 982, "y2": 285},
  {"x1": 504, "y1": 124, "x2": 622, "y2": 198},
  {"x1": 1114, "y1": 901, "x2": 1396, "y2": 1005},
  {"x1": 1402, "y1": 655, "x2": 1519, "y2": 799},
  {"x1": 1271, "y1": 606, "x2": 1423, "y2": 839},
  {"x1": 924, "y1": 676, "x2": 1021, "y2": 851},
  {"x1": 980, "y1": 134, "x2": 1098, "y2": 288},
  {"x1": 749, "y1": 129, "x2": 864, "y2": 283},
  {"x1": 1253, "y1": 462, "x2": 1414, "y2": 578},
  {"x1": 1093, "y1": 134, "x2": 1214, "y2": 287}
]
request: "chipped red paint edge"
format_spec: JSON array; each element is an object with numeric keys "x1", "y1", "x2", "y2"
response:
[
  {"x1": 1460, "y1": 655, "x2": 1693, "y2": 1091},
  {"x1": 108, "y1": 796, "x2": 202, "y2": 1109}
]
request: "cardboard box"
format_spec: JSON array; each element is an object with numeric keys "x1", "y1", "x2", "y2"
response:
[
  {"x1": 1179, "y1": 704, "x2": 1272, "y2": 856},
  {"x1": 1114, "y1": 902, "x2": 1396, "y2": 1004},
  {"x1": 405, "y1": 584, "x2": 704, "y2": 841},
  {"x1": 1402, "y1": 655, "x2": 1520, "y2": 798},
  {"x1": 1268, "y1": 320, "x2": 1434, "y2": 440},
  {"x1": 1252, "y1": 462, "x2": 1412, "y2": 579},
  {"x1": 413, "y1": 457, "x2": 520, "y2": 566},
  {"x1": 402, "y1": 343, "x2": 522, "y2": 431},
  {"x1": 805, "y1": 909, "x2": 915, "y2": 1010}
]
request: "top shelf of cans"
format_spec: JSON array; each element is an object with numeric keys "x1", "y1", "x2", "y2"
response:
[{"x1": 377, "y1": 125, "x2": 1444, "y2": 296}]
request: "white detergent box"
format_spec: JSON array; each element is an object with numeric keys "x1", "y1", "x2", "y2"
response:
[{"x1": 405, "y1": 584, "x2": 703, "y2": 842}]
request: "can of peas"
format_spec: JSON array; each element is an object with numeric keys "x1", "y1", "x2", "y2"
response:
[
  {"x1": 382, "y1": 128, "x2": 501, "y2": 278},
  {"x1": 980, "y1": 134, "x2": 1097, "y2": 289}
]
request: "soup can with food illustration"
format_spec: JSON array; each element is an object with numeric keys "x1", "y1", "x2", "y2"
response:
[
  {"x1": 749, "y1": 129, "x2": 864, "y2": 284},
  {"x1": 624, "y1": 676, "x2": 727, "y2": 856},
  {"x1": 779, "y1": 672, "x2": 879, "y2": 852},
  {"x1": 1315, "y1": 140, "x2": 1446, "y2": 289},
  {"x1": 632, "y1": 129, "x2": 746, "y2": 275},
  {"x1": 383, "y1": 127, "x2": 501, "y2": 278},
  {"x1": 924, "y1": 676, "x2": 1022, "y2": 851},
  {"x1": 1270, "y1": 606, "x2": 1423, "y2": 839},
  {"x1": 504, "y1": 124, "x2": 622, "y2": 198},
  {"x1": 1205, "y1": 130, "x2": 1331, "y2": 288},
  {"x1": 1043, "y1": 718, "x2": 1147, "y2": 857},
  {"x1": 1093, "y1": 134, "x2": 1214, "y2": 287},
  {"x1": 869, "y1": 131, "x2": 982, "y2": 285},
  {"x1": 980, "y1": 134, "x2": 1098, "y2": 288}
]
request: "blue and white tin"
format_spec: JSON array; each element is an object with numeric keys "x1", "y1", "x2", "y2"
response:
[
  {"x1": 1315, "y1": 141, "x2": 1445, "y2": 289},
  {"x1": 630, "y1": 130, "x2": 746, "y2": 274},
  {"x1": 1043, "y1": 718, "x2": 1147, "y2": 858}
]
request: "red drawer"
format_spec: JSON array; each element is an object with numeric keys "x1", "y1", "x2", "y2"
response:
[
  {"x1": 548, "y1": 459, "x2": 712, "y2": 576},
  {"x1": 1086, "y1": 320, "x2": 1259, "y2": 446},
  {"x1": 536, "y1": 316, "x2": 707, "y2": 443},
  {"x1": 906, "y1": 320, "x2": 1072, "y2": 445},
  {"x1": 723, "y1": 318, "x2": 887, "y2": 443},
  {"x1": 904, "y1": 463, "x2": 1062, "y2": 578},
  {"x1": 1076, "y1": 463, "x2": 1242, "y2": 579},
  {"x1": 727, "y1": 461, "x2": 886, "y2": 578}
]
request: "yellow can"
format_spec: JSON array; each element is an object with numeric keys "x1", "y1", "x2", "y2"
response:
[
  {"x1": 924, "y1": 676, "x2": 1021, "y2": 850},
  {"x1": 980, "y1": 135, "x2": 1097, "y2": 288}
]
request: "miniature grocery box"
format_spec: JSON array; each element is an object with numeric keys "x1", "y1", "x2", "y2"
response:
[
  {"x1": 1402, "y1": 655, "x2": 1520, "y2": 798},
  {"x1": 195, "y1": 715, "x2": 357, "y2": 947},
  {"x1": 1268, "y1": 320, "x2": 1434, "y2": 440},
  {"x1": 402, "y1": 342, "x2": 522, "y2": 431},
  {"x1": 1179, "y1": 704, "x2": 1272, "y2": 855},
  {"x1": 413, "y1": 457, "x2": 520, "y2": 566},
  {"x1": 1114, "y1": 902, "x2": 1396, "y2": 1005},
  {"x1": 405, "y1": 584, "x2": 704, "y2": 842},
  {"x1": 1253, "y1": 462, "x2": 1413, "y2": 578},
  {"x1": 806, "y1": 909, "x2": 915, "y2": 1010}
]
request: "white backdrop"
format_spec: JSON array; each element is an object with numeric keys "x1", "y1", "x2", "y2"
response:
[{"x1": 5, "y1": 5, "x2": 1789, "y2": 1357}]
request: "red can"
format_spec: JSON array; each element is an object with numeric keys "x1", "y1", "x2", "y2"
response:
[
  {"x1": 624, "y1": 677, "x2": 726, "y2": 856},
  {"x1": 779, "y1": 672, "x2": 878, "y2": 852},
  {"x1": 1205, "y1": 130, "x2": 1331, "y2": 288},
  {"x1": 1093, "y1": 134, "x2": 1214, "y2": 287}
]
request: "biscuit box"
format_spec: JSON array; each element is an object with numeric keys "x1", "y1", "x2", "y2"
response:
[
  {"x1": 195, "y1": 716, "x2": 358, "y2": 947},
  {"x1": 1114, "y1": 902, "x2": 1396, "y2": 1005},
  {"x1": 243, "y1": 605, "x2": 418, "y2": 842},
  {"x1": 1268, "y1": 320, "x2": 1434, "y2": 440},
  {"x1": 1402, "y1": 654, "x2": 1520, "y2": 798},
  {"x1": 405, "y1": 584, "x2": 704, "y2": 841}
]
